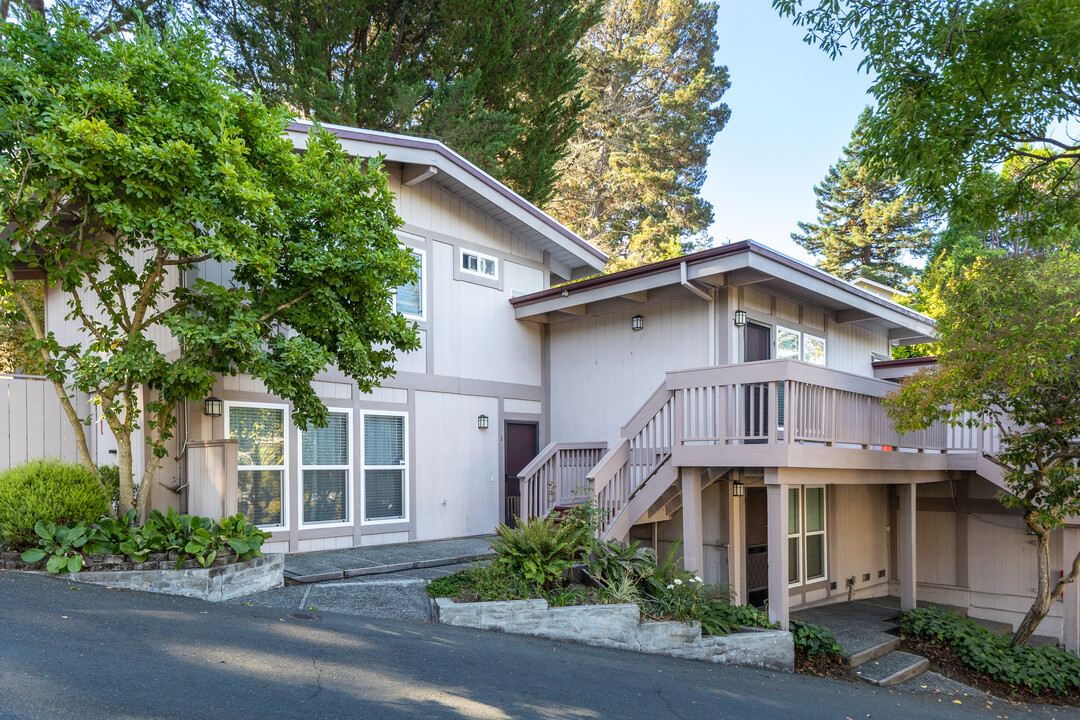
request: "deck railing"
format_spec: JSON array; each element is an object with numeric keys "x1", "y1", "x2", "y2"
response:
[{"x1": 518, "y1": 442, "x2": 607, "y2": 520}]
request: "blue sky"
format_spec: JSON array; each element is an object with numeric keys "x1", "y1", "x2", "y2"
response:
[{"x1": 703, "y1": 2, "x2": 875, "y2": 263}]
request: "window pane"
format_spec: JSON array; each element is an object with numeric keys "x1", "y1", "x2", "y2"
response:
[
  {"x1": 230, "y1": 407, "x2": 284, "y2": 467},
  {"x1": 788, "y1": 537, "x2": 800, "y2": 583},
  {"x1": 777, "y1": 328, "x2": 800, "y2": 360},
  {"x1": 479, "y1": 257, "x2": 496, "y2": 276},
  {"x1": 303, "y1": 469, "x2": 348, "y2": 523},
  {"x1": 365, "y1": 469, "x2": 403, "y2": 519},
  {"x1": 806, "y1": 534, "x2": 825, "y2": 580},
  {"x1": 395, "y1": 251, "x2": 422, "y2": 316},
  {"x1": 238, "y1": 469, "x2": 282, "y2": 526},
  {"x1": 463, "y1": 253, "x2": 477, "y2": 271},
  {"x1": 302, "y1": 413, "x2": 349, "y2": 466},
  {"x1": 805, "y1": 487, "x2": 825, "y2": 532},
  {"x1": 788, "y1": 487, "x2": 800, "y2": 534},
  {"x1": 365, "y1": 415, "x2": 404, "y2": 465},
  {"x1": 804, "y1": 335, "x2": 826, "y2": 365}
]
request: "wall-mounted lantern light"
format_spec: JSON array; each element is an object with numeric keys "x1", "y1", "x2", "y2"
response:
[
  {"x1": 203, "y1": 396, "x2": 223, "y2": 417},
  {"x1": 478, "y1": 414, "x2": 489, "y2": 430},
  {"x1": 734, "y1": 310, "x2": 747, "y2": 327},
  {"x1": 631, "y1": 315, "x2": 644, "y2": 331},
  {"x1": 731, "y1": 480, "x2": 745, "y2": 497}
]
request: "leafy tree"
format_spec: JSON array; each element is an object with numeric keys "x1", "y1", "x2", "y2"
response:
[
  {"x1": 0, "y1": 10, "x2": 418, "y2": 515},
  {"x1": 886, "y1": 253, "x2": 1080, "y2": 646},
  {"x1": 545, "y1": 0, "x2": 730, "y2": 271},
  {"x1": 792, "y1": 108, "x2": 936, "y2": 288},
  {"x1": 192, "y1": 0, "x2": 600, "y2": 205},
  {"x1": 0, "y1": 278, "x2": 44, "y2": 374},
  {"x1": 773, "y1": 0, "x2": 1080, "y2": 250}
]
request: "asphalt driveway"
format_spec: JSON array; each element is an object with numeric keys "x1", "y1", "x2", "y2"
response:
[{"x1": 0, "y1": 571, "x2": 1074, "y2": 720}]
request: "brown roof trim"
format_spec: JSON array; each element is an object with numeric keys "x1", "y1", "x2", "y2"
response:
[
  {"x1": 871, "y1": 356, "x2": 938, "y2": 368},
  {"x1": 511, "y1": 240, "x2": 935, "y2": 325},
  {"x1": 286, "y1": 121, "x2": 608, "y2": 264}
]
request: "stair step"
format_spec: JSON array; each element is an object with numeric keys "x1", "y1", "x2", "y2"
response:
[
  {"x1": 853, "y1": 651, "x2": 929, "y2": 687},
  {"x1": 835, "y1": 629, "x2": 901, "y2": 668},
  {"x1": 967, "y1": 616, "x2": 1013, "y2": 635}
]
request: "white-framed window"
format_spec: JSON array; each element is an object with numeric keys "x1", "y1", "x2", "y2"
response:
[
  {"x1": 299, "y1": 409, "x2": 352, "y2": 526},
  {"x1": 776, "y1": 326, "x2": 826, "y2": 366},
  {"x1": 226, "y1": 402, "x2": 288, "y2": 530},
  {"x1": 394, "y1": 248, "x2": 425, "y2": 320},
  {"x1": 361, "y1": 412, "x2": 408, "y2": 523},
  {"x1": 788, "y1": 485, "x2": 827, "y2": 587},
  {"x1": 460, "y1": 248, "x2": 498, "y2": 279}
]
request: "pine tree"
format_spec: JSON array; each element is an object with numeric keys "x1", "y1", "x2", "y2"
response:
[
  {"x1": 544, "y1": 0, "x2": 730, "y2": 271},
  {"x1": 191, "y1": 0, "x2": 600, "y2": 205},
  {"x1": 793, "y1": 108, "x2": 937, "y2": 288}
]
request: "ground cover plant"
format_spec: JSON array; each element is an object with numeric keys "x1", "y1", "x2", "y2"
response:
[
  {"x1": 901, "y1": 607, "x2": 1080, "y2": 701},
  {"x1": 429, "y1": 502, "x2": 841, "y2": 659},
  {"x1": 13, "y1": 508, "x2": 270, "y2": 574}
]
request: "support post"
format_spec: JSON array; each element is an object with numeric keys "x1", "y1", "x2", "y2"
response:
[
  {"x1": 729, "y1": 480, "x2": 746, "y2": 604},
  {"x1": 1064, "y1": 527, "x2": 1080, "y2": 655},
  {"x1": 898, "y1": 483, "x2": 917, "y2": 611},
  {"x1": 766, "y1": 479, "x2": 790, "y2": 629},
  {"x1": 681, "y1": 467, "x2": 704, "y2": 576}
]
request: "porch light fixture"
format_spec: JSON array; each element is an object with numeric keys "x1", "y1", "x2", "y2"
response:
[
  {"x1": 631, "y1": 315, "x2": 644, "y2": 331},
  {"x1": 734, "y1": 310, "x2": 747, "y2": 327},
  {"x1": 203, "y1": 396, "x2": 223, "y2": 417},
  {"x1": 731, "y1": 480, "x2": 745, "y2": 497},
  {"x1": 478, "y1": 414, "x2": 489, "y2": 430}
]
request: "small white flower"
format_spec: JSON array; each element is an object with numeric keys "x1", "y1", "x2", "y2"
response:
[
  {"x1": 693, "y1": 576, "x2": 703, "y2": 584},
  {"x1": 666, "y1": 584, "x2": 675, "y2": 590},
  {"x1": 674, "y1": 578, "x2": 682, "y2": 585}
]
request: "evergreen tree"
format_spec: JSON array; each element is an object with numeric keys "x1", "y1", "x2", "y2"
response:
[
  {"x1": 544, "y1": 0, "x2": 730, "y2": 271},
  {"x1": 191, "y1": 0, "x2": 600, "y2": 205},
  {"x1": 793, "y1": 108, "x2": 936, "y2": 288}
]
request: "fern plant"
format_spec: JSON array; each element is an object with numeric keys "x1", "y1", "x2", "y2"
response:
[{"x1": 492, "y1": 516, "x2": 587, "y2": 591}]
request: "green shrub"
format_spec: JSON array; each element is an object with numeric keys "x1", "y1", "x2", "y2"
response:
[
  {"x1": 901, "y1": 607, "x2": 1080, "y2": 695},
  {"x1": 493, "y1": 515, "x2": 589, "y2": 591},
  {"x1": 588, "y1": 539, "x2": 657, "y2": 587},
  {"x1": 790, "y1": 620, "x2": 842, "y2": 658},
  {"x1": 426, "y1": 561, "x2": 534, "y2": 602},
  {"x1": 0, "y1": 459, "x2": 109, "y2": 549}
]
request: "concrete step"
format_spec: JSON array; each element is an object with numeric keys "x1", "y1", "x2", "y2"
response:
[
  {"x1": 836, "y1": 628, "x2": 901, "y2": 668},
  {"x1": 968, "y1": 616, "x2": 1013, "y2": 635},
  {"x1": 853, "y1": 650, "x2": 930, "y2": 687}
]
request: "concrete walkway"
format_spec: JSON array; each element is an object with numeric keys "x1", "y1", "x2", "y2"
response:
[{"x1": 282, "y1": 535, "x2": 496, "y2": 583}]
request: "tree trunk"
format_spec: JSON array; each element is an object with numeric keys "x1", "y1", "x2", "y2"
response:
[
  {"x1": 112, "y1": 427, "x2": 135, "y2": 517},
  {"x1": 1012, "y1": 516, "x2": 1052, "y2": 646}
]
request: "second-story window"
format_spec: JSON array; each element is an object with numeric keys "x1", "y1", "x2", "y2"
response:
[
  {"x1": 776, "y1": 326, "x2": 826, "y2": 366},
  {"x1": 394, "y1": 249, "x2": 424, "y2": 320},
  {"x1": 460, "y1": 248, "x2": 498, "y2": 279}
]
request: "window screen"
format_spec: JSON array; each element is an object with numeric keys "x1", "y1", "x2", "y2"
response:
[
  {"x1": 395, "y1": 250, "x2": 423, "y2": 317},
  {"x1": 301, "y1": 412, "x2": 349, "y2": 524},
  {"x1": 230, "y1": 406, "x2": 286, "y2": 527},
  {"x1": 364, "y1": 415, "x2": 406, "y2": 521}
]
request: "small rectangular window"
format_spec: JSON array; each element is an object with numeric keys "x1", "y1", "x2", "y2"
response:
[
  {"x1": 228, "y1": 404, "x2": 287, "y2": 528},
  {"x1": 804, "y1": 334, "x2": 826, "y2": 365},
  {"x1": 787, "y1": 486, "x2": 801, "y2": 585},
  {"x1": 460, "y1": 248, "x2": 498, "y2": 279},
  {"x1": 363, "y1": 414, "x2": 407, "y2": 521},
  {"x1": 394, "y1": 249, "x2": 424, "y2": 319},
  {"x1": 300, "y1": 411, "x2": 350, "y2": 525}
]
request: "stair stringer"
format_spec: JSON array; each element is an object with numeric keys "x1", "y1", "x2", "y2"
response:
[{"x1": 601, "y1": 459, "x2": 679, "y2": 543}]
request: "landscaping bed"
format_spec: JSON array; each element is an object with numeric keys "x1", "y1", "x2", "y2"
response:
[
  {"x1": 427, "y1": 502, "x2": 844, "y2": 672},
  {"x1": 900, "y1": 607, "x2": 1080, "y2": 706}
]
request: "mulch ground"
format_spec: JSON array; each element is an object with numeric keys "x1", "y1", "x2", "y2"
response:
[
  {"x1": 794, "y1": 651, "x2": 856, "y2": 681},
  {"x1": 901, "y1": 634, "x2": 1080, "y2": 707}
]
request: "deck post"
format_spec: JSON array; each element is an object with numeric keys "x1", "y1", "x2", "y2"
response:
[
  {"x1": 898, "y1": 483, "x2": 917, "y2": 611},
  {"x1": 766, "y1": 477, "x2": 790, "y2": 629},
  {"x1": 728, "y1": 479, "x2": 746, "y2": 604},
  {"x1": 681, "y1": 467, "x2": 704, "y2": 576},
  {"x1": 1064, "y1": 527, "x2": 1080, "y2": 655}
]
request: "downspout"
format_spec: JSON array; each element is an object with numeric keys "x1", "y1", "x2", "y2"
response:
[{"x1": 681, "y1": 261, "x2": 716, "y2": 366}]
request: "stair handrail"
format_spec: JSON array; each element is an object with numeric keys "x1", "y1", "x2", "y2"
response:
[{"x1": 518, "y1": 441, "x2": 607, "y2": 520}]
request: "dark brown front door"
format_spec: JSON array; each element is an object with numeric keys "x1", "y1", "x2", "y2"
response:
[
  {"x1": 504, "y1": 422, "x2": 539, "y2": 525},
  {"x1": 744, "y1": 322, "x2": 771, "y2": 440}
]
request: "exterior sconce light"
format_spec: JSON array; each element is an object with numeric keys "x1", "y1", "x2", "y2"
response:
[
  {"x1": 478, "y1": 414, "x2": 489, "y2": 430},
  {"x1": 631, "y1": 315, "x2": 644, "y2": 331},
  {"x1": 731, "y1": 480, "x2": 745, "y2": 497},
  {"x1": 203, "y1": 396, "x2": 223, "y2": 417},
  {"x1": 734, "y1": 310, "x2": 747, "y2": 327}
]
